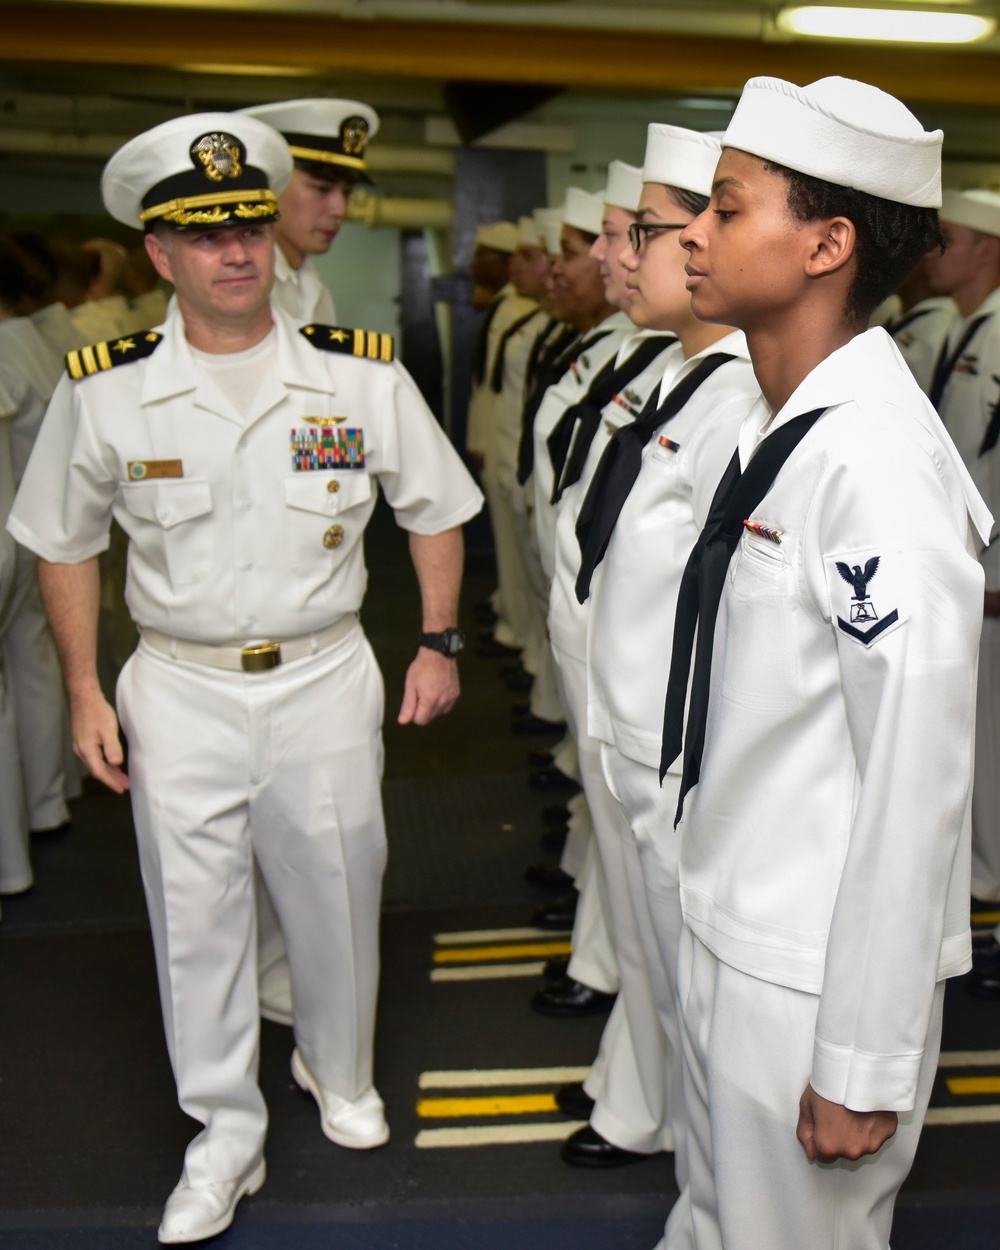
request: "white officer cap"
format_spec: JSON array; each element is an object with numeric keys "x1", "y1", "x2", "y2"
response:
[
  {"x1": 724, "y1": 76, "x2": 942, "y2": 208},
  {"x1": 475, "y1": 221, "x2": 519, "y2": 253},
  {"x1": 940, "y1": 189, "x2": 1000, "y2": 239},
  {"x1": 518, "y1": 215, "x2": 542, "y2": 248},
  {"x1": 642, "y1": 125, "x2": 723, "y2": 198},
  {"x1": 604, "y1": 162, "x2": 644, "y2": 213},
  {"x1": 563, "y1": 187, "x2": 605, "y2": 236},
  {"x1": 102, "y1": 112, "x2": 293, "y2": 232},
  {"x1": 534, "y1": 208, "x2": 564, "y2": 256},
  {"x1": 238, "y1": 98, "x2": 379, "y2": 183}
]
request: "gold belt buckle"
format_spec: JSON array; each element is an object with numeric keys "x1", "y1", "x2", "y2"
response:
[{"x1": 241, "y1": 641, "x2": 282, "y2": 672}]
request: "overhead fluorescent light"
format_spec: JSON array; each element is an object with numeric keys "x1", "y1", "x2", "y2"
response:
[
  {"x1": 176, "y1": 63, "x2": 319, "y2": 77},
  {"x1": 777, "y1": 5, "x2": 996, "y2": 41}
]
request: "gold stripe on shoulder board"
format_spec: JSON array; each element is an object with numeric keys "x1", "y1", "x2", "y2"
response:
[{"x1": 66, "y1": 350, "x2": 85, "y2": 380}]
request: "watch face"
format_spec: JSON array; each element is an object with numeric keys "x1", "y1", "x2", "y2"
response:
[{"x1": 444, "y1": 629, "x2": 465, "y2": 656}]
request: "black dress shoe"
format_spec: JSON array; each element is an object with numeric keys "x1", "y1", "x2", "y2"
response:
[
  {"x1": 967, "y1": 969, "x2": 1000, "y2": 1000},
  {"x1": 504, "y1": 668, "x2": 534, "y2": 692},
  {"x1": 531, "y1": 978, "x2": 615, "y2": 1017},
  {"x1": 478, "y1": 636, "x2": 521, "y2": 659},
  {"x1": 543, "y1": 955, "x2": 570, "y2": 981},
  {"x1": 527, "y1": 746, "x2": 555, "y2": 769},
  {"x1": 513, "y1": 716, "x2": 567, "y2": 738},
  {"x1": 560, "y1": 1125, "x2": 651, "y2": 1168},
  {"x1": 531, "y1": 890, "x2": 578, "y2": 930},
  {"x1": 475, "y1": 601, "x2": 498, "y2": 625},
  {"x1": 554, "y1": 1081, "x2": 595, "y2": 1119},
  {"x1": 528, "y1": 766, "x2": 579, "y2": 790},
  {"x1": 540, "y1": 825, "x2": 568, "y2": 854},
  {"x1": 524, "y1": 862, "x2": 575, "y2": 893},
  {"x1": 972, "y1": 937, "x2": 1000, "y2": 972},
  {"x1": 542, "y1": 803, "x2": 571, "y2": 827}
]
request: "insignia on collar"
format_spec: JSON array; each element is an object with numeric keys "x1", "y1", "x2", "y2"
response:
[
  {"x1": 300, "y1": 324, "x2": 394, "y2": 363},
  {"x1": 66, "y1": 331, "x2": 162, "y2": 380},
  {"x1": 743, "y1": 518, "x2": 781, "y2": 544}
]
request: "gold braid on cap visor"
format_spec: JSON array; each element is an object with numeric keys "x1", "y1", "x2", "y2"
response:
[
  {"x1": 139, "y1": 188, "x2": 279, "y2": 226},
  {"x1": 287, "y1": 144, "x2": 367, "y2": 172}
]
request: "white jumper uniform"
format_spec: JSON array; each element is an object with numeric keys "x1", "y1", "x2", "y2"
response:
[
  {"x1": 584, "y1": 332, "x2": 756, "y2": 1179},
  {"x1": 663, "y1": 329, "x2": 990, "y2": 1250},
  {"x1": 549, "y1": 328, "x2": 679, "y2": 1154},
  {"x1": 8, "y1": 305, "x2": 482, "y2": 1187},
  {"x1": 0, "y1": 378, "x2": 27, "y2": 903},
  {"x1": 889, "y1": 295, "x2": 955, "y2": 396},
  {"x1": 934, "y1": 286, "x2": 1000, "y2": 906}
]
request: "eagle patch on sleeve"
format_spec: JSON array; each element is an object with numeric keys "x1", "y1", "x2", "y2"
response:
[{"x1": 825, "y1": 549, "x2": 908, "y2": 647}]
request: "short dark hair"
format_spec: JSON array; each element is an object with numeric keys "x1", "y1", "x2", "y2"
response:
[
  {"x1": 665, "y1": 185, "x2": 709, "y2": 218},
  {"x1": 765, "y1": 161, "x2": 944, "y2": 327}
]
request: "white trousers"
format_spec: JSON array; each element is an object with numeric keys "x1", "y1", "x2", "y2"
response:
[
  {"x1": 663, "y1": 929, "x2": 944, "y2": 1250},
  {"x1": 971, "y1": 616, "x2": 1000, "y2": 901},
  {"x1": 0, "y1": 654, "x2": 30, "y2": 895},
  {"x1": 0, "y1": 545, "x2": 72, "y2": 831},
  {"x1": 117, "y1": 624, "x2": 387, "y2": 1186},
  {"x1": 552, "y1": 642, "x2": 672, "y2": 1154},
  {"x1": 480, "y1": 457, "x2": 520, "y2": 649},
  {"x1": 567, "y1": 835, "x2": 620, "y2": 995}
]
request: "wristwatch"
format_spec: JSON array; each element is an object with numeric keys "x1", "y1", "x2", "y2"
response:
[{"x1": 419, "y1": 628, "x2": 465, "y2": 658}]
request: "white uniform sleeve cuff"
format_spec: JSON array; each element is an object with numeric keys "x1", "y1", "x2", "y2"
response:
[{"x1": 811, "y1": 1035, "x2": 923, "y2": 1113}]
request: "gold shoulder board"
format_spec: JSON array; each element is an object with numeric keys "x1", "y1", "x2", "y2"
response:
[
  {"x1": 66, "y1": 332, "x2": 163, "y2": 381},
  {"x1": 300, "y1": 324, "x2": 394, "y2": 364}
]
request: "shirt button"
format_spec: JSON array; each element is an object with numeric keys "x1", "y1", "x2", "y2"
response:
[
  {"x1": 327, "y1": 480, "x2": 340, "y2": 494},
  {"x1": 323, "y1": 524, "x2": 344, "y2": 549},
  {"x1": 243, "y1": 560, "x2": 254, "y2": 571}
]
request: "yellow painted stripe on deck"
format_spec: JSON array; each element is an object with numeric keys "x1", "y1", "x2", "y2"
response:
[
  {"x1": 971, "y1": 911, "x2": 1000, "y2": 924},
  {"x1": 433, "y1": 942, "x2": 572, "y2": 964},
  {"x1": 430, "y1": 962, "x2": 546, "y2": 982},
  {"x1": 419, "y1": 1066, "x2": 591, "y2": 1090},
  {"x1": 945, "y1": 1076, "x2": 1000, "y2": 1096},
  {"x1": 939, "y1": 1049, "x2": 1000, "y2": 1067},
  {"x1": 925, "y1": 1105, "x2": 1000, "y2": 1125},
  {"x1": 435, "y1": 927, "x2": 571, "y2": 945},
  {"x1": 415, "y1": 1120, "x2": 586, "y2": 1148},
  {"x1": 417, "y1": 1093, "x2": 559, "y2": 1118}
]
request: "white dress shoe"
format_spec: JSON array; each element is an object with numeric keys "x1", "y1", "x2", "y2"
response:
[
  {"x1": 291, "y1": 1048, "x2": 389, "y2": 1149},
  {"x1": 157, "y1": 1158, "x2": 266, "y2": 1244}
]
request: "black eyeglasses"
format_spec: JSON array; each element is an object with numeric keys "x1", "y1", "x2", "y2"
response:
[{"x1": 627, "y1": 221, "x2": 688, "y2": 252}]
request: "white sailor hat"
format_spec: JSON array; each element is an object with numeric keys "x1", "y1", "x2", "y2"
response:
[
  {"x1": 723, "y1": 76, "x2": 942, "y2": 209},
  {"x1": 642, "y1": 125, "x2": 723, "y2": 198},
  {"x1": 940, "y1": 189, "x2": 1000, "y2": 239},
  {"x1": 518, "y1": 215, "x2": 542, "y2": 248},
  {"x1": 475, "y1": 221, "x2": 519, "y2": 253},
  {"x1": 563, "y1": 187, "x2": 605, "y2": 236},
  {"x1": 604, "y1": 162, "x2": 644, "y2": 213},
  {"x1": 102, "y1": 112, "x2": 293, "y2": 232},
  {"x1": 534, "y1": 208, "x2": 564, "y2": 256},
  {"x1": 238, "y1": 98, "x2": 379, "y2": 184}
]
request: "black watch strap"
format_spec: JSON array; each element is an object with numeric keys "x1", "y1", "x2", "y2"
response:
[{"x1": 419, "y1": 628, "x2": 465, "y2": 657}]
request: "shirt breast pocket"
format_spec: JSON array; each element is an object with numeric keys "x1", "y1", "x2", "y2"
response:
[
  {"x1": 283, "y1": 472, "x2": 373, "y2": 575},
  {"x1": 119, "y1": 480, "x2": 214, "y2": 587},
  {"x1": 720, "y1": 534, "x2": 799, "y2": 710}
]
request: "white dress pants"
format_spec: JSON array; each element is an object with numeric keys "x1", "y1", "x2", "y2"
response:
[
  {"x1": 0, "y1": 655, "x2": 30, "y2": 895},
  {"x1": 971, "y1": 616, "x2": 1000, "y2": 901},
  {"x1": 117, "y1": 623, "x2": 387, "y2": 1186},
  {"x1": 663, "y1": 928, "x2": 944, "y2": 1250},
  {"x1": 551, "y1": 642, "x2": 672, "y2": 1155}
]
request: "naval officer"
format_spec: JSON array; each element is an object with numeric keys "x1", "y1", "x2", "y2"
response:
[
  {"x1": 659, "y1": 76, "x2": 989, "y2": 1250},
  {"x1": 8, "y1": 112, "x2": 482, "y2": 1243},
  {"x1": 238, "y1": 97, "x2": 380, "y2": 325}
]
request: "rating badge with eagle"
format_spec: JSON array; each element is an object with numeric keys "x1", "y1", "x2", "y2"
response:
[{"x1": 826, "y1": 549, "x2": 906, "y2": 647}]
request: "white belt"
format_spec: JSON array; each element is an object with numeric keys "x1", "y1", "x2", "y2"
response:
[{"x1": 140, "y1": 615, "x2": 358, "y2": 673}]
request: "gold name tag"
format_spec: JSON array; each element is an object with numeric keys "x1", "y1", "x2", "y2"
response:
[{"x1": 128, "y1": 460, "x2": 183, "y2": 481}]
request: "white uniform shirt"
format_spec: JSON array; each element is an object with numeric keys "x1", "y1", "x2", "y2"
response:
[
  {"x1": 0, "y1": 380, "x2": 18, "y2": 616},
  {"x1": 890, "y1": 295, "x2": 955, "y2": 395},
  {"x1": 680, "y1": 329, "x2": 992, "y2": 1112},
  {"x1": 465, "y1": 286, "x2": 538, "y2": 459},
  {"x1": 0, "y1": 318, "x2": 64, "y2": 481},
  {"x1": 935, "y1": 285, "x2": 1000, "y2": 588},
  {"x1": 125, "y1": 289, "x2": 171, "y2": 334},
  {"x1": 586, "y1": 332, "x2": 757, "y2": 767},
  {"x1": 531, "y1": 311, "x2": 633, "y2": 581},
  {"x1": 71, "y1": 295, "x2": 133, "y2": 345},
  {"x1": 8, "y1": 305, "x2": 482, "y2": 645},
  {"x1": 489, "y1": 306, "x2": 546, "y2": 490},
  {"x1": 547, "y1": 330, "x2": 679, "y2": 663},
  {"x1": 271, "y1": 249, "x2": 337, "y2": 327},
  {"x1": 30, "y1": 302, "x2": 86, "y2": 362}
]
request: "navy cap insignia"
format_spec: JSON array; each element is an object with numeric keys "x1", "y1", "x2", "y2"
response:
[
  {"x1": 341, "y1": 116, "x2": 370, "y2": 158},
  {"x1": 192, "y1": 133, "x2": 245, "y2": 183}
]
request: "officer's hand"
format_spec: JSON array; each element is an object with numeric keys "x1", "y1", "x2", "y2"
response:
[
  {"x1": 796, "y1": 1083, "x2": 897, "y2": 1163},
  {"x1": 70, "y1": 689, "x2": 129, "y2": 794},
  {"x1": 398, "y1": 648, "x2": 460, "y2": 726}
]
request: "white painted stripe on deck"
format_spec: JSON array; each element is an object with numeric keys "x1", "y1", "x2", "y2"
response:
[
  {"x1": 434, "y1": 927, "x2": 572, "y2": 945},
  {"x1": 430, "y1": 962, "x2": 546, "y2": 982},
  {"x1": 924, "y1": 1104, "x2": 1000, "y2": 1126},
  {"x1": 938, "y1": 1049, "x2": 1000, "y2": 1068},
  {"x1": 419, "y1": 1066, "x2": 592, "y2": 1090},
  {"x1": 415, "y1": 1120, "x2": 587, "y2": 1148},
  {"x1": 972, "y1": 928, "x2": 997, "y2": 939}
]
